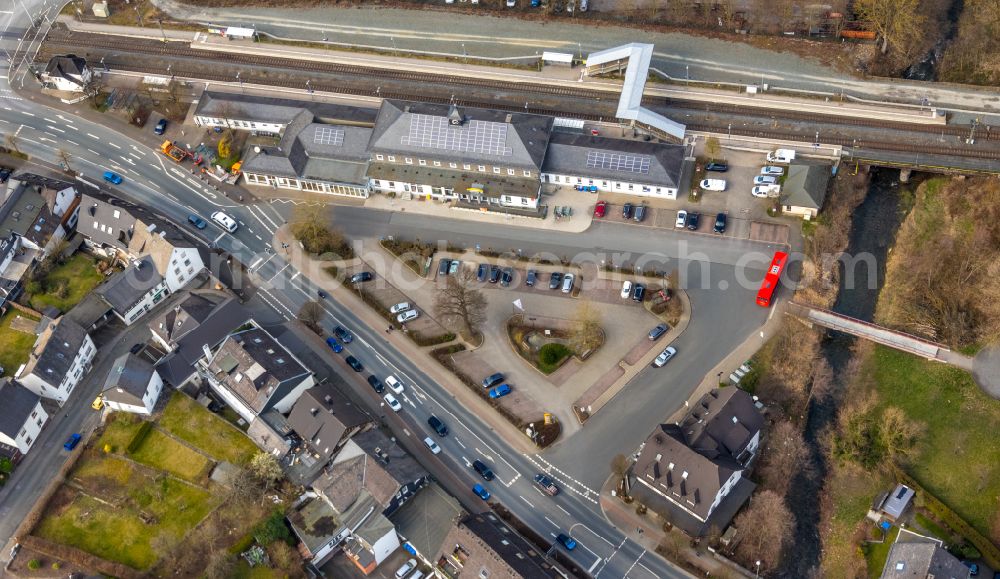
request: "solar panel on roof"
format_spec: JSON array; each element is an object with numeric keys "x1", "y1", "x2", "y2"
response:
[
  {"x1": 401, "y1": 114, "x2": 512, "y2": 156},
  {"x1": 586, "y1": 151, "x2": 650, "y2": 174},
  {"x1": 314, "y1": 126, "x2": 344, "y2": 146}
]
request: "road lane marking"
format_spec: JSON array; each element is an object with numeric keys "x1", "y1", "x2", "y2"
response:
[
  {"x1": 622, "y1": 550, "x2": 646, "y2": 578},
  {"x1": 45, "y1": 125, "x2": 64, "y2": 133},
  {"x1": 67, "y1": 140, "x2": 78, "y2": 146},
  {"x1": 108, "y1": 142, "x2": 120, "y2": 149},
  {"x1": 265, "y1": 264, "x2": 289, "y2": 283},
  {"x1": 588, "y1": 558, "x2": 601, "y2": 574},
  {"x1": 65, "y1": 124, "x2": 78, "y2": 131},
  {"x1": 455, "y1": 438, "x2": 466, "y2": 449},
  {"x1": 21, "y1": 111, "x2": 33, "y2": 116},
  {"x1": 43, "y1": 117, "x2": 55, "y2": 123},
  {"x1": 556, "y1": 505, "x2": 570, "y2": 516},
  {"x1": 87, "y1": 133, "x2": 99, "y2": 139},
  {"x1": 257, "y1": 288, "x2": 293, "y2": 320},
  {"x1": 519, "y1": 495, "x2": 535, "y2": 509},
  {"x1": 88, "y1": 149, "x2": 99, "y2": 155},
  {"x1": 543, "y1": 516, "x2": 557, "y2": 527}
]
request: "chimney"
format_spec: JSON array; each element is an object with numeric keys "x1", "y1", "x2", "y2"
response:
[
  {"x1": 89, "y1": 203, "x2": 97, "y2": 216},
  {"x1": 310, "y1": 407, "x2": 318, "y2": 416},
  {"x1": 504, "y1": 113, "x2": 512, "y2": 123},
  {"x1": 324, "y1": 395, "x2": 332, "y2": 403}
]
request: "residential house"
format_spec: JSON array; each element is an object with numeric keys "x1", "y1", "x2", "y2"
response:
[
  {"x1": 40, "y1": 55, "x2": 92, "y2": 93},
  {"x1": 204, "y1": 324, "x2": 314, "y2": 423},
  {"x1": 287, "y1": 495, "x2": 355, "y2": 568},
  {"x1": 0, "y1": 177, "x2": 79, "y2": 256},
  {"x1": 78, "y1": 193, "x2": 136, "y2": 264},
  {"x1": 877, "y1": 484, "x2": 915, "y2": 523},
  {"x1": 629, "y1": 388, "x2": 764, "y2": 536},
  {"x1": 0, "y1": 379, "x2": 49, "y2": 461},
  {"x1": 16, "y1": 316, "x2": 95, "y2": 405},
  {"x1": 93, "y1": 255, "x2": 169, "y2": 325},
  {"x1": 99, "y1": 353, "x2": 163, "y2": 415},
  {"x1": 0, "y1": 234, "x2": 32, "y2": 309},
  {"x1": 435, "y1": 513, "x2": 567, "y2": 579},
  {"x1": 780, "y1": 161, "x2": 832, "y2": 220},
  {"x1": 128, "y1": 218, "x2": 205, "y2": 293},
  {"x1": 389, "y1": 482, "x2": 463, "y2": 570},
  {"x1": 287, "y1": 383, "x2": 372, "y2": 463},
  {"x1": 880, "y1": 528, "x2": 971, "y2": 579}
]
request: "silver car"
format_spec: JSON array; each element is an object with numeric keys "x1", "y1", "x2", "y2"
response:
[{"x1": 652, "y1": 346, "x2": 677, "y2": 367}]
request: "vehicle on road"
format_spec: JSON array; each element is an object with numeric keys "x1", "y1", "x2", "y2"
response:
[
  {"x1": 620, "y1": 280, "x2": 633, "y2": 299},
  {"x1": 686, "y1": 212, "x2": 701, "y2": 230},
  {"x1": 500, "y1": 267, "x2": 513, "y2": 287},
  {"x1": 633, "y1": 204, "x2": 646, "y2": 222},
  {"x1": 91, "y1": 396, "x2": 104, "y2": 411},
  {"x1": 438, "y1": 259, "x2": 452, "y2": 276},
  {"x1": 761, "y1": 165, "x2": 785, "y2": 176},
  {"x1": 556, "y1": 533, "x2": 577, "y2": 551},
  {"x1": 483, "y1": 373, "x2": 505, "y2": 389},
  {"x1": 318, "y1": 290, "x2": 327, "y2": 299},
  {"x1": 160, "y1": 140, "x2": 190, "y2": 163},
  {"x1": 549, "y1": 272, "x2": 563, "y2": 290},
  {"x1": 395, "y1": 559, "x2": 417, "y2": 579},
  {"x1": 648, "y1": 323, "x2": 668, "y2": 340},
  {"x1": 334, "y1": 326, "x2": 353, "y2": 343},
  {"x1": 346, "y1": 356, "x2": 364, "y2": 372},
  {"x1": 675, "y1": 210, "x2": 687, "y2": 228},
  {"x1": 526, "y1": 270, "x2": 537, "y2": 286},
  {"x1": 699, "y1": 179, "x2": 727, "y2": 191},
  {"x1": 63, "y1": 433, "x2": 82, "y2": 451},
  {"x1": 103, "y1": 171, "x2": 123, "y2": 185},
  {"x1": 397, "y1": 309, "x2": 419, "y2": 323},
  {"x1": 384, "y1": 393, "x2": 402, "y2": 412},
  {"x1": 129, "y1": 343, "x2": 144, "y2": 354},
  {"x1": 632, "y1": 283, "x2": 645, "y2": 302},
  {"x1": 561, "y1": 273, "x2": 575, "y2": 294},
  {"x1": 705, "y1": 161, "x2": 729, "y2": 172},
  {"x1": 593, "y1": 201, "x2": 607, "y2": 218},
  {"x1": 489, "y1": 384, "x2": 511, "y2": 398},
  {"x1": 385, "y1": 375, "x2": 405, "y2": 394},
  {"x1": 473, "y1": 459, "x2": 495, "y2": 481},
  {"x1": 423, "y1": 437, "x2": 441, "y2": 454},
  {"x1": 325, "y1": 337, "x2": 343, "y2": 353},
  {"x1": 367, "y1": 375, "x2": 384, "y2": 393},
  {"x1": 187, "y1": 214, "x2": 207, "y2": 229},
  {"x1": 753, "y1": 175, "x2": 777, "y2": 186},
  {"x1": 757, "y1": 251, "x2": 788, "y2": 307},
  {"x1": 653, "y1": 346, "x2": 677, "y2": 367},
  {"x1": 390, "y1": 302, "x2": 411, "y2": 314},
  {"x1": 350, "y1": 271, "x2": 373, "y2": 283},
  {"x1": 714, "y1": 212, "x2": 727, "y2": 234},
  {"x1": 477, "y1": 263, "x2": 488, "y2": 282},
  {"x1": 489, "y1": 265, "x2": 501, "y2": 283},
  {"x1": 622, "y1": 203, "x2": 633, "y2": 219},
  {"x1": 154, "y1": 118, "x2": 168, "y2": 135},
  {"x1": 428, "y1": 415, "x2": 449, "y2": 436},
  {"x1": 449, "y1": 260, "x2": 461, "y2": 275},
  {"x1": 211, "y1": 211, "x2": 238, "y2": 233},
  {"x1": 534, "y1": 474, "x2": 560, "y2": 495},
  {"x1": 473, "y1": 483, "x2": 491, "y2": 500}
]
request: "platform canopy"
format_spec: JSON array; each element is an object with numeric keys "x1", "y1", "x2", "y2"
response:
[{"x1": 541, "y1": 51, "x2": 574, "y2": 65}]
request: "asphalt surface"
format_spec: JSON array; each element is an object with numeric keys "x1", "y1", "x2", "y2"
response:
[{"x1": 0, "y1": 3, "x2": 776, "y2": 577}]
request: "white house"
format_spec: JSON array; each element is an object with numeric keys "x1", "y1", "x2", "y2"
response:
[
  {"x1": 94, "y1": 255, "x2": 169, "y2": 325},
  {"x1": 16, "y1": 317, "x2": 95, "y2": 406},
  {"x1": 100, "y1": 353, "x2": 163, "y2": 415},
  {"x1": 40, "y1": 55, "x2": 92, "y2": 93},
  {"x1": 128, "y1": 219, "x2": 205, "y2": 293},
  {"x1": 0, "y1": 379, "x2": 49, "y2": 459}
]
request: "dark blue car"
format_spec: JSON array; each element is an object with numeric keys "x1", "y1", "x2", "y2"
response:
[
  {"x1": 489, "y1": 384, "x2": 512, "y2": 399},
  {"x1": 63, "y1": 433, "x2": 82, "y2": 451},
  {"x1": 188, "y1": 214, "x2": 207, "y2": 229},
  {"x1": 325, "y1": 337, "x2": 343, "y2": 353}
]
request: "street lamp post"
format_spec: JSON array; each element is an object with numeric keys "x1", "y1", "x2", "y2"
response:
[
  {"x1": 685, "y1": 64, "x2": 689, "y2": 86},
  {"x1": 236, "y1": 71, "x2": 243, "y2": 94},
  {"x1": 727, "y1": 123, "x2": 732, "y2": 141},
  {"x1": 755, "y1": 560, "x2": 761, "y2": 578}
]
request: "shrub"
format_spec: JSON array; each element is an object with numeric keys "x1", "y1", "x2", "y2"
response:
[
  {"x1": 125, "y1": 421, "x2": 153, "y2": 454},
  {"x1": 253, "y1": 511, "x2": 292, "y2": 546},
  {"x1": 27, "y1": 559, "x2": 40, "y2": 570},
  {"x1": 538, "y1": 343, "x2": 573, "y2": 374}
]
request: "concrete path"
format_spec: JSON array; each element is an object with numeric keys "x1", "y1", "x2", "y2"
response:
[{"x1": 973, "y1": 347, "x2": 1000, "y2": 399}]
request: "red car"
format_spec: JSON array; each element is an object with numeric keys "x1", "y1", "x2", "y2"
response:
[{"x1": 593, "y1": 201, "x2": 607, "y2": 218}]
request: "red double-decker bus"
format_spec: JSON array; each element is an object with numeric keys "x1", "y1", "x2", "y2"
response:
[{"x1": 756, "y1": 251, "x2": 788, "y2": 307}]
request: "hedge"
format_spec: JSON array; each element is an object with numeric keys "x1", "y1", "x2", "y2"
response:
[{"x1": 125, "y1": 422, "x2": 154, "y2": 455}]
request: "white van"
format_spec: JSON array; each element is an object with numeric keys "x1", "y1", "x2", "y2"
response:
[
  {"x1": 699, "y1": 179, "x2": 727, "y2": 191},
  {"x1": 211, "y1": 211, "x2": 238, "y2": 233}
]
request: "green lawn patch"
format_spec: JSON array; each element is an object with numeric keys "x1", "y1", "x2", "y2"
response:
[
  {"x1": 27, "y1": 253, "x2": 104, "y2": 312},
  {"x1": 0, "y1": 309, "x2": 39, "y2": 378},
  {"x1": 128, "y1": 429, "x2": 212, "y2": 482},
  {"x1": 73, "y1": 453, "x2": 136, "y2": 487},
  {"x1": 96, "y1": 413, "x2": 147, "y2": 452},
  {"x1": 914, "y1": 512, "x2": 953, "y2": 542},
  {"x1": 867, "y1": 346, "x2": 1000, "y2": 536},
  {"x1": 863, "y1": 526, "x2": 899, "y2": 578},
  {"x1": 158, "y1": 392, "x2": 257, "y2": 464}
]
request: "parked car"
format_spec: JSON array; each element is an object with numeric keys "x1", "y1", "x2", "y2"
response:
[
  {"x1": 395, "y1": 559, "x2": 417, "y2": 579},
  {"x1": 489, "y1": 384, "x2": 512, "y2": 398},
  {"x1": 561, "y1": 273, "x2": 575, "y2": 294},
  {"x1": 423, "y1": 437, "x2": 441, "y2": 454},
  {"x1": 751, "y1": 185, "x2": 779, "y2": 198},
  {"x1": 648, "y1": 323, "x2": 668, "y2": 340},
  {"x1": 526, "y1": 270, "x2": 537, "y2": 287},
  {"x1": 334, "y1": 326, "x2": 353, "y2": 343},
  {"x1": 385, "y1": 375, "x2": 405, "y2": 394},
  {"x1": 103, "y1": 171, "x2": 123, "y2": 185},
  {"x1": 699, "y1": 179, "x2": 727, "y2": 191},
  {"x1": 653, "y1": 346, "x2": 677, "y2": 367},
  {"x1": 477, "y1": 263, "x2": 488, "y2": 282},
  {"x1": 367, "y1": 375, "x2": 384, "y2": 393},
  {"x1": 761, "y1": 165, "x2": 785, "y2": 176},
  {"x1": 556, "y1": 533, "x2": 577, "y2": 551},
  {"x1": 704, "y1": 161, "x2": 729, "y2": 172},
  {"x1": 753, "y1": 175, "x2": 778, "y2": 185},
  {"x1": 350, "y1": 271, "x2": 373, "y2": 284},
  {"x1": 154, "y1": 118, "x2": 168, "y2": 135},
  {"x1": 91, "y1": 396, "x2": 104, "y2": 411},
  {"x1": 325, "y1": 337, "x2": 343, "y2": 353},
  {"x1": 714, "y1": 212, "x2": 727, "y2": 234},
  {"x1": 397, "y1": 309, "x2": 419, "y2": 323},
  {"x1": 384, "y1": 393, "x2": 402, "y2": 412},
  {"x1": 390, "y1": 302, "x2": 411, "y2": 315},
  {"x1": 620, "y1": 280, "x2": 633, "y2": 299},
  {"x1": 473, "y1": 459, "x2": 495, "y2": 481},
  {"x1": 449, "y1": 260, "x2": 461, "y2": 275},
  {"x1": 622, "y1": 203, "x2": 633, "y2": 219},
  {"x1": 534, "y1": 473, "x2": 560, "y2": 495},
  {"x1": 633, "y1": 204, "x2": 646, "y2": 222},
  {"x1": 483, "y1": 372, "x2": 505, "y2": 389},
  {"x1": 632, "y1": 283, "x2": 645, "y2": 302},
  {"x1": 686, "y1": 212, "x2": 701, "y2": 230},
  {"x1": 675, "y1": 210, "x2": 688, "y2": 228},
  {"x1": 428, "y1": 415, "x2": 449, "y2": 436},
  {"x1": 473, "y1": 483, "x2": 491, "y2": 500},
  {"x1": 129, "y1": 343, "x2": 144, "y2": 354},
  {"x1": 346, "y1": 356, "x2": 364, "y2": 372},
  {"x1": 489, "y1": 265, "x2": 501, "y2": 283},
  {"x1": 549, "y1": 272, "x2": 563, "y2": 290},
  {"x1": 500, "y1": 267, "x2": 513, "y2": 287},
  {"x1": 187, "y1": 214, "x2": 207, "y2": 229},
  {"x1": 0, "y1": 167, "x2": 12, "y2": 184},
  {"x1": 438, "y1": 259, "x2": 452, "y2": 276},
  {"x1": 63, "y1": 433, "x2": 82, "y2": 451},
  {"x1": 593, "y1": 201, "x2": 607, "y2": 218}
]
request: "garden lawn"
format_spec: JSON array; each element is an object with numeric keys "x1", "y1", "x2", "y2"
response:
[
  {"x1": 863, "y1": 525, "x2": 899, "y2": 578},
  {"x1": 0, "y1": 310, "x2": 39, "y2": 377},
  {"x1": 158, "y1": 392, "x2": 258, "y2": 464},
  {"x1": 867, "y1": 346, "x2": 1000, "y2": 536},
  {"x1": 821, "y1": 464, "x2": 890, "y2": 578},
  {"x1": 28, "y1": 253, "x2": 104, "y2": 312},
  {"x1": 129, "y1": 429, "x2": 212, "y2": 482},
  {"x1": 96, "y1": 414, "x2": 147, "y2": 452}
]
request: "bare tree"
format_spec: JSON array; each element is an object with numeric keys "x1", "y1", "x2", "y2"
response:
[
  {"x1": 704, "y1": 136, "x2": 721, "y2": 161},
  {"x1": 733, "y1": 490, "x2": 794, "y2": 572},
  {"x1": 854, "y1": 0, "x2": 926, "y2": 54},
  {"x1": 657, "y1": 531, "x2": 688, "y2": 560},
  {"x1": 610, "y1": 453, "x2": 631, "y2": 479},
  {"x1": 569, "y1": 299, "x2": 603, "y2": 355},
  {"x1": 290, "y1": 205, "x2": 346, "y2": 256},
  {"x1": 4, "y1": 134, "x2": 20, "y2": 154},
  {"x1": 56, "y1": 149, "x2": 72, "y2": 171},
  {"x1": 204, "y1": 551, "x2": 235, "y2": 579},
  {"x1": 297, "y1": 300, "x2": 324, "y2": 333},
  {"x1": 248, "y1": 452, "x2": 283, "y2": 496},
  {"x1": 434, "y1": 269, "x2": 487, "y2": 339},
  {"x1": 759, "y1": 419, "x2": 811, "y2": 495}
]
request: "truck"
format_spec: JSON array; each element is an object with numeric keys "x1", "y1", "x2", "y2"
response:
[
  {"x1": 766, "y1": 148, "x2": 796, "y2": 164},
  {"x1": 534, "y1": 473, "x2": 560, "y2": 496},
  {"x1": 160, "y1": 140, "x2": 191, "y2": 163}
]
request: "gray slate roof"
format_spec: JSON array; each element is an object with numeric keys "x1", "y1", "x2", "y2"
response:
[
  {"x1": 287, "y1": 383, "x2": 370, "y2": 461},
  {"x1": 781, "y1": 162, "x2": 831, "y2": 210},
  {"x1": 445, "y1": 513, "x2": 566, "y2": 578},
  {"x1": 241, "y1": 120, "x2": 373, "y2": 185},
  {"x1": 194, "y1": 91, "x2": 377, "y2": 127},
  {"x1": 154, "y1": 297, "x2": 250, "y2": 386},
  {"x1": 368, "y1": 101, "x2": 553, "y2": 171},
  {"x1": 0, "y1": 379, "x2": 41, "y2": 438},
  {"x1": 44, "y1": 55, "x2": 87, "y2": 86},
  {"x1": 881, "y1": 530, "x2": 970, "y2": 579},
  {"x1": 542, "y1": 132, "x2": 685, "y2": 187},
  {"x1": 149, "y1": 291, "x2": 222, "y2": 346},
  {"x1": 21, "y1": 317, "x2": 89, "y2": 386},
  {"x1": 101, "y1": 353, "x2": 156, "y2": 406},
  {"x1": 0, "y1": 187, "x2": 47, "y2": 240},
  {"x1": 390, "y1": 482, "x2": 463, "y2": 560},
  {"x1": 208, "y1": 327, "x2": 309, "y2": 413},
  {"x1": 94, "y1": 255, "x2": 164, "y2": 314},
  {"x1": 79, "y1": 193, "x2": 136, "y2": 250}
]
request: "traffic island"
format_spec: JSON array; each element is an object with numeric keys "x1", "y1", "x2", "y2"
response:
[{"x1": 505, "y1": 314, "x2": 604, "y2": 376}]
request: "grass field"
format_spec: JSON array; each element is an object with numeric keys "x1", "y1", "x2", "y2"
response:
[
  {"x1": 867, "y1": 346, "x2": 1000, "y2": 537},
  {"x1": 821, "y1": 464, "x2": 890, "y2": 578},
  {"x1": 862, "y1": 525, "x2": 899, "y2": 578},
  {"x1": 158, "y1": 392, "x2": 258, "y2": 465},
  {"x1": 28, "y1": 253, "x2": 104, "y2": 312},
  {"x1": 0, "y1": 310, "x2": 39, "y2": 378},
  {"x1": 129, "y1": 429, "x2": 212, "y2": 482},
  {"x1": 96, "y1": 414, "x2": 146, "y2": 452}
]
